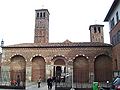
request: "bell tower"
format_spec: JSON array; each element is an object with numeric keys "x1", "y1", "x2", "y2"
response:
[
  {"x1": 34, "y1": 9, "x2": 49, "y2": 44},
  {"x1": 89, "y1": 24, "x2": 104, "y2": 43}
]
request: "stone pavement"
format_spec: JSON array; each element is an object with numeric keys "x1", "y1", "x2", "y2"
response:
[
  {"x1": 0, "y1": 82, "x2": 55, "y2": 90},
  {"x1": 26, "y1": 82, "x2": 55, "y2": 90}
]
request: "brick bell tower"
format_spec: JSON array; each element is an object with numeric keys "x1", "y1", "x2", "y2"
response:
[
  {"x1": 89, "y1": 24, "x2": 104, "y2": 43},
  {"x1": 34, "y1": 9, "x2": 49, "y2": 44}
]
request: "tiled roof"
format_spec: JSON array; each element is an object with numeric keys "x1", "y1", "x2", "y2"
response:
[
  {"x1": 2, "y1": 42, "x2": 112, "y2": 48},
  {"x1": 89, "y1": 24, "x2": 104, "y2": 30}
]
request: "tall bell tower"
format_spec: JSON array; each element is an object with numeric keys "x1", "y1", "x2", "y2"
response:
[
  {"x1": 34, "y1": 9, "x2": 49, "y2": 44},
  {"x1": 89, "y1": 24, "x2": 104, "y2": 43}
]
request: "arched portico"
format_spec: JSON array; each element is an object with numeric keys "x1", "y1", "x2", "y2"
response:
[
  {"x1": 10, "y1": 55, "x2": 26, "y2": 86},
  {"x1": 73, "y1": 55, "x2": 89, "y2": 83},
  {"x1": 94, "y1": 54, "x2": 112, "y2": 82},
  {"x1": 31, "y1": 56, "x2": 45, "y2": 82}
]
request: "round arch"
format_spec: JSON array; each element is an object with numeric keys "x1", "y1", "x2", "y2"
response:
[
  {"x1": 31, "y1": 56, "x2": 45, "y2": 81},
  {"x1": 94, "y1": 54, "x2": 112, "y2": 82},
  {"x1": 73, "y1": 55, "x2": 89, "y2": 83},
  {"x1": 52, "y1": 56, "x2": 67, "y2": 78},
  {"x1": 10, "y1": 55, "x2": 26, "y2": 86}
]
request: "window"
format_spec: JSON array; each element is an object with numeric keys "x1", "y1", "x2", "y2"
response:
[
  {"x1": 110, "y1": 18, "x2": 115, "y2": 29},
  {"x1": 117, "y1": 31, "x2": 120, "y2": 43},
  {"x1": 98, "y1": 27, "x2": 101, "y2": 33},
  {"x1": 94, "y1": 27, "x2": 97, "y2": 33},
  {"x1": 116, "y1": 12, "x2": 119, "y2": 23},
  {"x1": 112, "y1": 35, "x2": 116, "y2": 45},
  {"x1": 43, "y1": 12, "x2": 45, "y2": 18},
  {"x1": 115, "y1": 59, "x2": 118, "y2": 70},
  {"x1": 40, "y1": 13, "x2": 42, "y2": 18},
  {"x1": 101, "y1": 36, "x2": 103, "y2": 39},
  {"x1": 37, "y1": 13, "x2": 39, "y2": 18}
]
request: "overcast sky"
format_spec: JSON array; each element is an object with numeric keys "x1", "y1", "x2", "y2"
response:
[{"x1": 0, "y1": 0, "x2": 114, "y2": 46}]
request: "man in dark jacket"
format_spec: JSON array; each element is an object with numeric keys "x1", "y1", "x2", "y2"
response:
[{"x1": 47, "y1": 77, "x2": 53, "y2": 89}]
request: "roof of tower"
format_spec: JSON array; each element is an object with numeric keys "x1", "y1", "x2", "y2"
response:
[
  {"x1": 104, "y1": 0, "x2": 119, "y2": 21},
  {"x1": 35, "y1": 9, "x2": 50, "y2": 14},
  {"x1": 89, "y1": 24, "x2": 104, "y2": 30}
]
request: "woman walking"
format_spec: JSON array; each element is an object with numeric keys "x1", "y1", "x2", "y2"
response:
[{"x1": 38, "y1": 77, "x2": 41, "y2": 88}]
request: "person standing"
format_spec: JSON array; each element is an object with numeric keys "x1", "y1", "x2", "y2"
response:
[
  {"x1": 16, "y1": 75, "x2": 20, "y2": 86},
  {"x1": 47, "y1": 77, "x2": 53, "y2": 90},
  {"x1": 38, "y1": 77, "x2": 41, "y2": 88}
]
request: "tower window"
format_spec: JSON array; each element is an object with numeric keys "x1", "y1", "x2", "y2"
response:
[
  {"x1": 117, "y1": 30, "x2": 120, "y2": 43},
  {"x1": 37, "y1": 13, "x2": 39, "y2": 18},
  {"x1": 94, "y1": 27, "x2": 97, "y2": 33},
  {"x1": 98, "y1": 27, "x2": 101, "y2": 33},
  {"x1": 43, "y1": 12, "x2": 45, "y2": 18},
  {"x1": 116, "y1": 11, "x2": 119, "y2": 23},
  {"x1": 40, "y1": 13, "x2": 42, "y2": 18},
  {"x1": 101, "y1": 36, "x2": 103, "y2": 39}
]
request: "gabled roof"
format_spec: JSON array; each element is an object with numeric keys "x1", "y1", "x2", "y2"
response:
[
  {"x1": 104, "y1": 0, "x2": 119, "y2": 21},
  {"x1": 2, "y1": 42, "x2": 112, "y2": 48}
]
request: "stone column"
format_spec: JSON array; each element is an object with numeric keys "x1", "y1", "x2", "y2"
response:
[
  {"x1": 1, "y1": 62, "x2": 10, "y2": 85},
  {"x1": 26, "y1": 61, "x2": 32, "y2": 86},
  {"x1": 45, "y1": 57, "x2": 52, "y2": 81},
  {"x1": 89, "y1": 58, "x2": 94, "y2": 83}
]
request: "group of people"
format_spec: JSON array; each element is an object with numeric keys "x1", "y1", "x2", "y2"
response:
[{"x1": 11, "y1": 75, "x2": 21, "y2": 86}]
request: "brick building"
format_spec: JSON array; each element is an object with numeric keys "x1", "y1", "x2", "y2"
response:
[
  {"x1": 104, "y1": 0, "x2": 120, "y2": 72},
  {"x1": 1, "y1": 8, "x2": 113, "y2": 87}
]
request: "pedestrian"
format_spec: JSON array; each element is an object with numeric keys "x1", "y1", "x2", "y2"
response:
[
  {"x1": 57, "y1": 76, "x2": 61, "y2": 84},
  {"x1": 38, "y1": 77, "x2": 41, "y2": 88},
  {"x1": 16, "y1": 75, "x2": 20, "y2": 86},
  {"x1": 11, "y1": 79, "x2": 17, "y2": 86},
  {"x1": 47, "y1": 77, "x2": 53, "y2": 90}
]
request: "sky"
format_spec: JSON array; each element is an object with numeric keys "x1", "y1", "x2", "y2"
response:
[{"x1": 0, "y1": 0, "x2": 114, "y2": 46}]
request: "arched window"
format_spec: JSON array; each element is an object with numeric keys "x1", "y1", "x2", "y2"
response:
[
  {"x1": 43, "y1": 12, "x2": 45, "y2": 18},
  {"x1": 98, "y1": 27, "x2": 101, "y2": 33},
  {"x1": 94, "y1": 27, "x2": 97, "y2": 33},
  {"x1": 40, "y1": 13, "x2": 42, "y2": 18},
  {"x1": 37, "y1": 13, "x2": 39, "y2": 18}
]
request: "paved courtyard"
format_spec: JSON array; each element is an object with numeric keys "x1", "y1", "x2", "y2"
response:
[
  {"x1": 0, "y1": 83, "x2": 55, "y2": 90},
  {"x1": 26, "y1": 83, "x2": 55, "y2": 90}
]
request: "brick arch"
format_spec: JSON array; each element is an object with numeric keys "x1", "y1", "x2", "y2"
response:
[
  {"x1": 52, "y1": 56, "x2": 67, "y2": 77},
  {"x1": 52, "y1": 56, "x2": 67, "y2": 65},
  {"x1": 73, "y1": 55, "x2": 89, "y2": 83},
  {"x1": 94, "y1": 53, "x2": 112, "y2": 62},
  {"x1": 10, "y1": 55, "x2": 26, "y2": 86},
  {"x1": 31, "y1": 56, "x2": 45, "y2": 81},
  {"x1": 94, "y1": 54, "x2": 112, "y2": 82}
]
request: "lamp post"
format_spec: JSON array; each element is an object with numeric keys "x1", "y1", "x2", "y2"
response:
[{"x1": 107, "y1": 81, "x2": 109, "y2": 88}]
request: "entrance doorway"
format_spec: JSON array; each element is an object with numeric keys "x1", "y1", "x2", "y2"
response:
[
  {"x1": 53, "y1": 66, "x2": 66, "y2": 77},
  {"x1": 56, "y1": 66, "x2": 62, "y2": 77}
]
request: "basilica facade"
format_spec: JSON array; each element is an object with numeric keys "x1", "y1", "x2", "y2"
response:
[{"x1": 1, "y1": 9, "x2": 113, "y2": 87}]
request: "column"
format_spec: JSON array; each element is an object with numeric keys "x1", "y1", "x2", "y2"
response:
[
  {"x1": 1, "y1": 60, "x2": 10, "y2": 85},
  {"x1": 89, "y1": 59, "x2": 94, "y2": 83},
  {"x1": 26, "y1": 61, "x2": 32, "y2": 86}
]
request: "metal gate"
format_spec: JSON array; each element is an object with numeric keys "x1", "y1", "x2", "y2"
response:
[
  {"x1": 55, "y1": 74, "x2": 72, "y2": 90},
  {"x1": 0, "y1": 70, "x2": 25, "y2": 89},
  {"x1": 55, "y1": 70, "x2": 112, "y2": 90}
]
